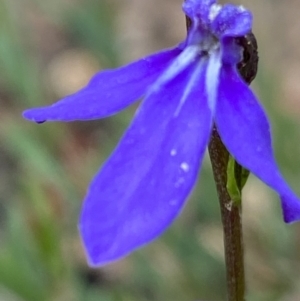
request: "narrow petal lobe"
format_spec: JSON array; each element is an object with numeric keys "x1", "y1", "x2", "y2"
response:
[
  {"x1": 80, "y1": 61, "x2": 212, "y2": 266},
  {"x1": 23, "y1": 47, "x2": 181, "y2": 122},
  {"x1": 215, "y1": 66, "x2": 300, "y2": 223},
  {"x1": 183, "y1": 0, "x2": 216, "y2": 22},
  {"x1": 212, "y1": 4, "x2": 252, "y2": 37}
]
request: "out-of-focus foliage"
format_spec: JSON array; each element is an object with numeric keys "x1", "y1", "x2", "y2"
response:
[{"x1": 0, "y1": 0, "x2": 300, "y2": 300}]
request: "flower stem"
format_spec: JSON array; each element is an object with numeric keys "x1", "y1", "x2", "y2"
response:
[
  {"x1": 185, "y1": 13, "x2": 258, "y2": 301},
  {"x1": 208, "y1": 128, "x2": 245, "y2": 301},
  {"x1": 207, "y1": 33, "x2": 258, "y2": 301}
]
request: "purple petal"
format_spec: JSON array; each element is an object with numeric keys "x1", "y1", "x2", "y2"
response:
[
  {"x1": 183, "y1": 0, "x2": 216, "y2": 22},
  {"x1": 23, "y1": 47, "x2": 181, "y2": 122},
  {"x1": 215, "y1": 65, "x2": 300, "y2": 223},
  {"x1": 79, "y1": 61, "x2": 212, "y2": 266},
  {"x1": 220, "y1": 37, "x2": 243, "y2": 65},
  {"x1": 212, "y1": 4, "x2": 252, "y2": 38}
]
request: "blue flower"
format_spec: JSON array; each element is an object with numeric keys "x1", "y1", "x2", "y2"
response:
[{"x1": 23, "y1": 0, "x2": 300, "y2": 266}]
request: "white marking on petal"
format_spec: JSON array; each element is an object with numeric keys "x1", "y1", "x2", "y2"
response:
[
  {"x1": 238, "y1": 5, "x2": 246, "y2": 12},
  {"x1": 209, "y1": 4, "x2": 222, "y2": 22},
  {"x1": 170, "y1": 149, "x2": 177, "y2": 156},
  {"x1": 174, "y1": 59, "x2": 204, "y2": 117},
  {"x1": 148, "y1": 45, "x2": 199, "y2": 95},
  {"x1": 180, "y1": 162, "x2": 190, "y2": 172},
  {"x1": 206, "y1": 50, "x2": 221, "y2": 113}
]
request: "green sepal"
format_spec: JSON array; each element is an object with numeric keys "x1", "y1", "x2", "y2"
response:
[
  {"x1": 226, "y1": 156, "x2": 250, "y2": 205},
  {"x1": 240, "y1": 164, "x2": 250, "y2": 189}
]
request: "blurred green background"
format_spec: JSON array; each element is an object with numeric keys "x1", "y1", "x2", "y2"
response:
[{"x1": 1, "y1": 0, "x2": 300, "y2": 300}]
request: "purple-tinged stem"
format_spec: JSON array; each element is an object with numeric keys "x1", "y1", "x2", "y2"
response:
[
  {"x1": 208, "y1": 128, "x2": 245, "y2": 301},
  {"x1": 186, "y1": 14, "x2": 258, "y2": 301}
]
